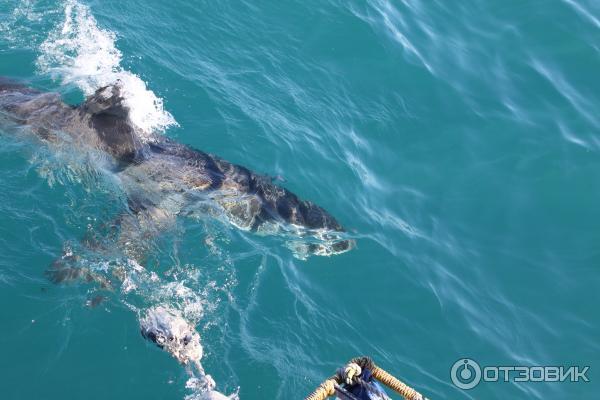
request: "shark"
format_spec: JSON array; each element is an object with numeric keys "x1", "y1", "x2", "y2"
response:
[
  {"x1": 0, "y1": 77, "x2": 353, "y2": 398},
  {"x1": 0, "y1": 77, "x2": 353, "y2": 260}
]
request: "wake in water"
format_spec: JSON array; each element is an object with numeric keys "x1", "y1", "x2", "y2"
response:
[{"x1": 36, "y1": 0, "x2": 177, "y2": 135}]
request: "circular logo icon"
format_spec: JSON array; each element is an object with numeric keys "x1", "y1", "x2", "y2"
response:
[{"x1": 451, "y1": 358, "x2": 481, "y2": 390}]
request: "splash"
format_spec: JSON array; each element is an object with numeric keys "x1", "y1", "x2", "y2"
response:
[
  {"x1": 122, "y1": 259, "x2": 238, "y2": 399},
  {"x1": 36, "y1": 0, "x2": 177, "y2": 135}
]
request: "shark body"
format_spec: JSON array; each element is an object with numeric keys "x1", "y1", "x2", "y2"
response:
[
  {"x1": 0, "y1": 78, "x2": 353, "y2": 259},
  {"x1": 0, "y1": 77, "x2": 355, "y2": 398}
]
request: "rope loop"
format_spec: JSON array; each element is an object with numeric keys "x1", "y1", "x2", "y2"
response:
[
  {"x1": 304, "y1": 356, "x2": 429, "y2": 400},
  {"x1": 339, "y1": 362, "x2": 362, "y2": 385}
]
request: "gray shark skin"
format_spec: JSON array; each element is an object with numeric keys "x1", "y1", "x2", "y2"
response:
[{"x1": 0, "y1": 77, "x2": 353, "y2": 259}]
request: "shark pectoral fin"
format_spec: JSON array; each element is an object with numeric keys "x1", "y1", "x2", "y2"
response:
[
  {"x1": 44, "y1": 213, "x2": 125, "y2": 287},
  {"x1": 45, "y1": 251, "x2": 113, "y2": 290},
  {"x1": 45, "y1": 253, "x2": 84, "y2": 284},
  {"x1": 47, "y1": 203, "x2": 176, "y2": 286}
]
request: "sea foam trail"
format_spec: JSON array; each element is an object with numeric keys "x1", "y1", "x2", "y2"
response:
[{"x1": 36, "y1": 0, "x2": 177, "y2": 135}]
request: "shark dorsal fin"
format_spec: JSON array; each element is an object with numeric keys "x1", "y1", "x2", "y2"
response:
[
  {"x1": 79, "y1": 82, "x2": 141, "y2": 163},
  {"x1": 80, "y1": 82, "x2": 129, "y2": 118}
]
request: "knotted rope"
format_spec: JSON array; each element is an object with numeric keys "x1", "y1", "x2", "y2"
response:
[{"x1": 305, "y1": 356, "x2": 429, "y2": 400}]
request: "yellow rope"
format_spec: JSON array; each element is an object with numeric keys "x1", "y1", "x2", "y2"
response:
[
  {"x1": 304, "y1": 378, "x2": 336, "y2": 400},
  {"x1": 304, "y1": 356, "x2": 429, "y2": 400},
  {"x1": 371, "y1": 364, "x2": 424, "y2": 400}
]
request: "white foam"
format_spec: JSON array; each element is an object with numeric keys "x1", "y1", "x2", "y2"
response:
[{"x1": 36, "y1": 0, "x2": 177, "y2": 135}]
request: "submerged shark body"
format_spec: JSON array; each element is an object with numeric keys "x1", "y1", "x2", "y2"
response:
[
  {"x1": 0, "y1": 77, "x2": 353, "y2": 398},
  {"x1": 0, "y1": 78, "x2": 353, "y2": 258}
]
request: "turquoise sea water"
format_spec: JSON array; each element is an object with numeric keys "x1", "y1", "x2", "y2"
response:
[{"x1": 1, "y1": 0, "x2": 599, "y2": 399}]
